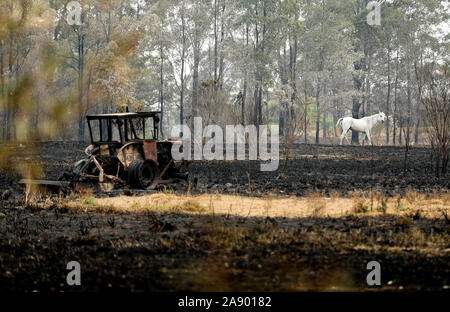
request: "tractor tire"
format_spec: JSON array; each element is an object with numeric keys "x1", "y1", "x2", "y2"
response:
[{"x1": 128, "y1": 160, "x2": 159, "y2": 190}]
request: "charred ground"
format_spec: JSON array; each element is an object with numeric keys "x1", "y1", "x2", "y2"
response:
[
  {"x1": 2, "y1": 141, "x2": 448, "y2": 196},
  {"x1": 0, "y1": 142, "x2": 449, "y2": 291}
]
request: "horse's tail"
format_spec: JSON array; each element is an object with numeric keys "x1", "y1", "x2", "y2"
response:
[{"x1": 336, "y1": 118, "x2": 344, "y2": 135}]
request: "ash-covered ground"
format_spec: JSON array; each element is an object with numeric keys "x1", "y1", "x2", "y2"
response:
[{"x1": 0, "y1": 141, "x2": 448, "y2": 291}]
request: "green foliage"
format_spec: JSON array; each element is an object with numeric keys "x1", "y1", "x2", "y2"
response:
[
  {"x1": 83, "y1": 196, "x2": 96, "y2": 206},
  {"x1": 0, "y1": 0, "x2": 448, "y2": 145}
]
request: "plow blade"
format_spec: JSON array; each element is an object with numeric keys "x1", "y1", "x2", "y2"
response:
[
  {"x1": 19, "y1": 179, "x2": 116, "y2": 194},
  {"x1": 18, "y1": 179, "x2": 71, "y2": 193}
]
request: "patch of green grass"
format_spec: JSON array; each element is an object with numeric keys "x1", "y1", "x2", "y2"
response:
[{"x1": 83, "y1": 196, "x2": 96, "y2": 206}]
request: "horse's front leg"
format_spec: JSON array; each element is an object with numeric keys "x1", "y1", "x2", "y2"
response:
[
  {"x1": 361, "y1": 133, "x2": 368, "y2": 146},
  {"x1": 365, "y1": 130, "x2": 372, "y2": 145},
  {"x1": 359, "y1": 133, "x2": 365, "y2": 146}
]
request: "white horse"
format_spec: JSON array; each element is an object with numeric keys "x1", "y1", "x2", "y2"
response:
[{"x1": 336, "y1": 112, "x2": 386, "y2": 145}]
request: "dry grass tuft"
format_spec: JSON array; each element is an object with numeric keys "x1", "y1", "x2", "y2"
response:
[
  {"x1": 306, "y1": 190, "x2": 327, "y2": 217},
  {"x1": 171, "y1": 200, "x2": 205, "y2": 213},
  {"x1": 352, "y1": 200, "x2": 369, "y2": 214}
]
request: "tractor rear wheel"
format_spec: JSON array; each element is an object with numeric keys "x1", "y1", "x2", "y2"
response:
[{"x1": 128, "y1": 160, "x2": 159, "y2": 190}]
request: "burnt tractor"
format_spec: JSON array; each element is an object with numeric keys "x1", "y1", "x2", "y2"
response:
[
  {"x1": 70, "y1": 111, "x2": 186, "y2": 191},
  {"x1": 21, "y1": 111, "x2": 187, "y2": 193}
]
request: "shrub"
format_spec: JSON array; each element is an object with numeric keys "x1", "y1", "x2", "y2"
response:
[{"x1": 353, "y1": 200, "x2": 369, "y2": 214}]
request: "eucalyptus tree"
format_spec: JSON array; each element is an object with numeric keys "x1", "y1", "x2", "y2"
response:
[
  {"x1": 0, "y1": 0, "x2": 57, "y2": 141},
  {"x1": 301, "y1": 0, "x2": 355, "y2": 144},
  {"x1": 275, "y1": 0, "x2": 304, "y2": 136},
  {"x1": 236, "y1": 0, "x2": 283, "y2": 127},
  {"x1": 371, "y1": 0, "x2": 448, "y2": 144},
  {"x1": 350, "y1": 0, "x2": 383, "y2": 144}
]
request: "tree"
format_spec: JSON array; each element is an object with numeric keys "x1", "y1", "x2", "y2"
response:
[
  {"x1": 0, "y1": 0, "x2": 58, "y2": 141},
  {"x1": 415, "y1": 63, "x2": 449, "y2": 176}
]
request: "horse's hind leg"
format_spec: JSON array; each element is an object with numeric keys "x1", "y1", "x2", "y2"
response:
[
  {"x1": 340, "y1": 128, "x2": 349, "y2": 145},
  {"x1": 345, "y1": 133, "x2": 351, "y2": 144}
]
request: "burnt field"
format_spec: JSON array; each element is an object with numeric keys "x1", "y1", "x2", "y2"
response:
[
  {"x1": 189, "y1": 144, "x2": 449, "y2": 197},
  {"x1": 1, "y1": 141, "x2": 449, "y2": 196},
  {"x1": 0, "y1": 141, "x2": 449, "y2": 291}
]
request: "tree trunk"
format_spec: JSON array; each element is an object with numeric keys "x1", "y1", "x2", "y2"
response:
[
  {"x1": 351, "y1": 98, "x2": 361, "y2": 144},
  {"x1": 289, "y1": 32, "x2": 298, "y2": 134},
  {"x1": 386, "y1": 45, "x2": 391, "y2": 144},
  {"x1": 0, "y1": 45, "x2": 4, "y2": 141},
  {"x1": 414, "y1": 94, "x2": 421, "y2": 145},
  {"x1": 213, "y1": 0, "x2": 218, "y2": 91},
  {"x1": 322, "y1": 85, "x2": 326, "y2": 139},
  {"x1": 78, "y1": 117, "x2": 84, "y2": 142},
  {"x1": 180, "y1": 5, "x2": 186, "y2": 128},
  {"x1": 5, "y1": 20, "x2": 13, "y2": 141},
  {"x1": 406, "y1": 55, "x2": 412, "y2": 146},
  {"x1": 258, "y1": 86, "x2": 263, "y2": 125},
  {"x1": 218, "y1": 1, "x2": 226, "y2": 91},
  {"x1": 332, "y1": 106, "x2": 337, "y2": 137},
  {"x1": 352, "y1": 59, "x2": 362, "y2": 144},
  {"x1": 304, "y1": 89, "x2": 308, "y2": 145},
  {"x1": 414, "y1": 117, "x2": 420, "y2": 145},
  {"x1": 77, "y1": 32, "x2": 85, "y2": 141},
  {"x1": 406, "y1": 110, "x2": 411, "y2": 146},
  {"x1": 393, "y1": 49, "x2": 399, "y2": 145},
  {"x1": 366, "y1": 55, "x2": 372, "y2": 116},
  {"x1": 159, "y1": 43, "x2": 164, "y2": 138},
  {"x1": 192, "y1": 23, "x2": 200, "y2": 130},
  {"x1": 315, "y1": 86, "x2": 320, "y2": 144},
  {"x1": 278, "y1": 44, "x2": 288, "y2": 136},
  {"x1": 242, "y1": 23, "x2": 248, "y2": 126}
]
